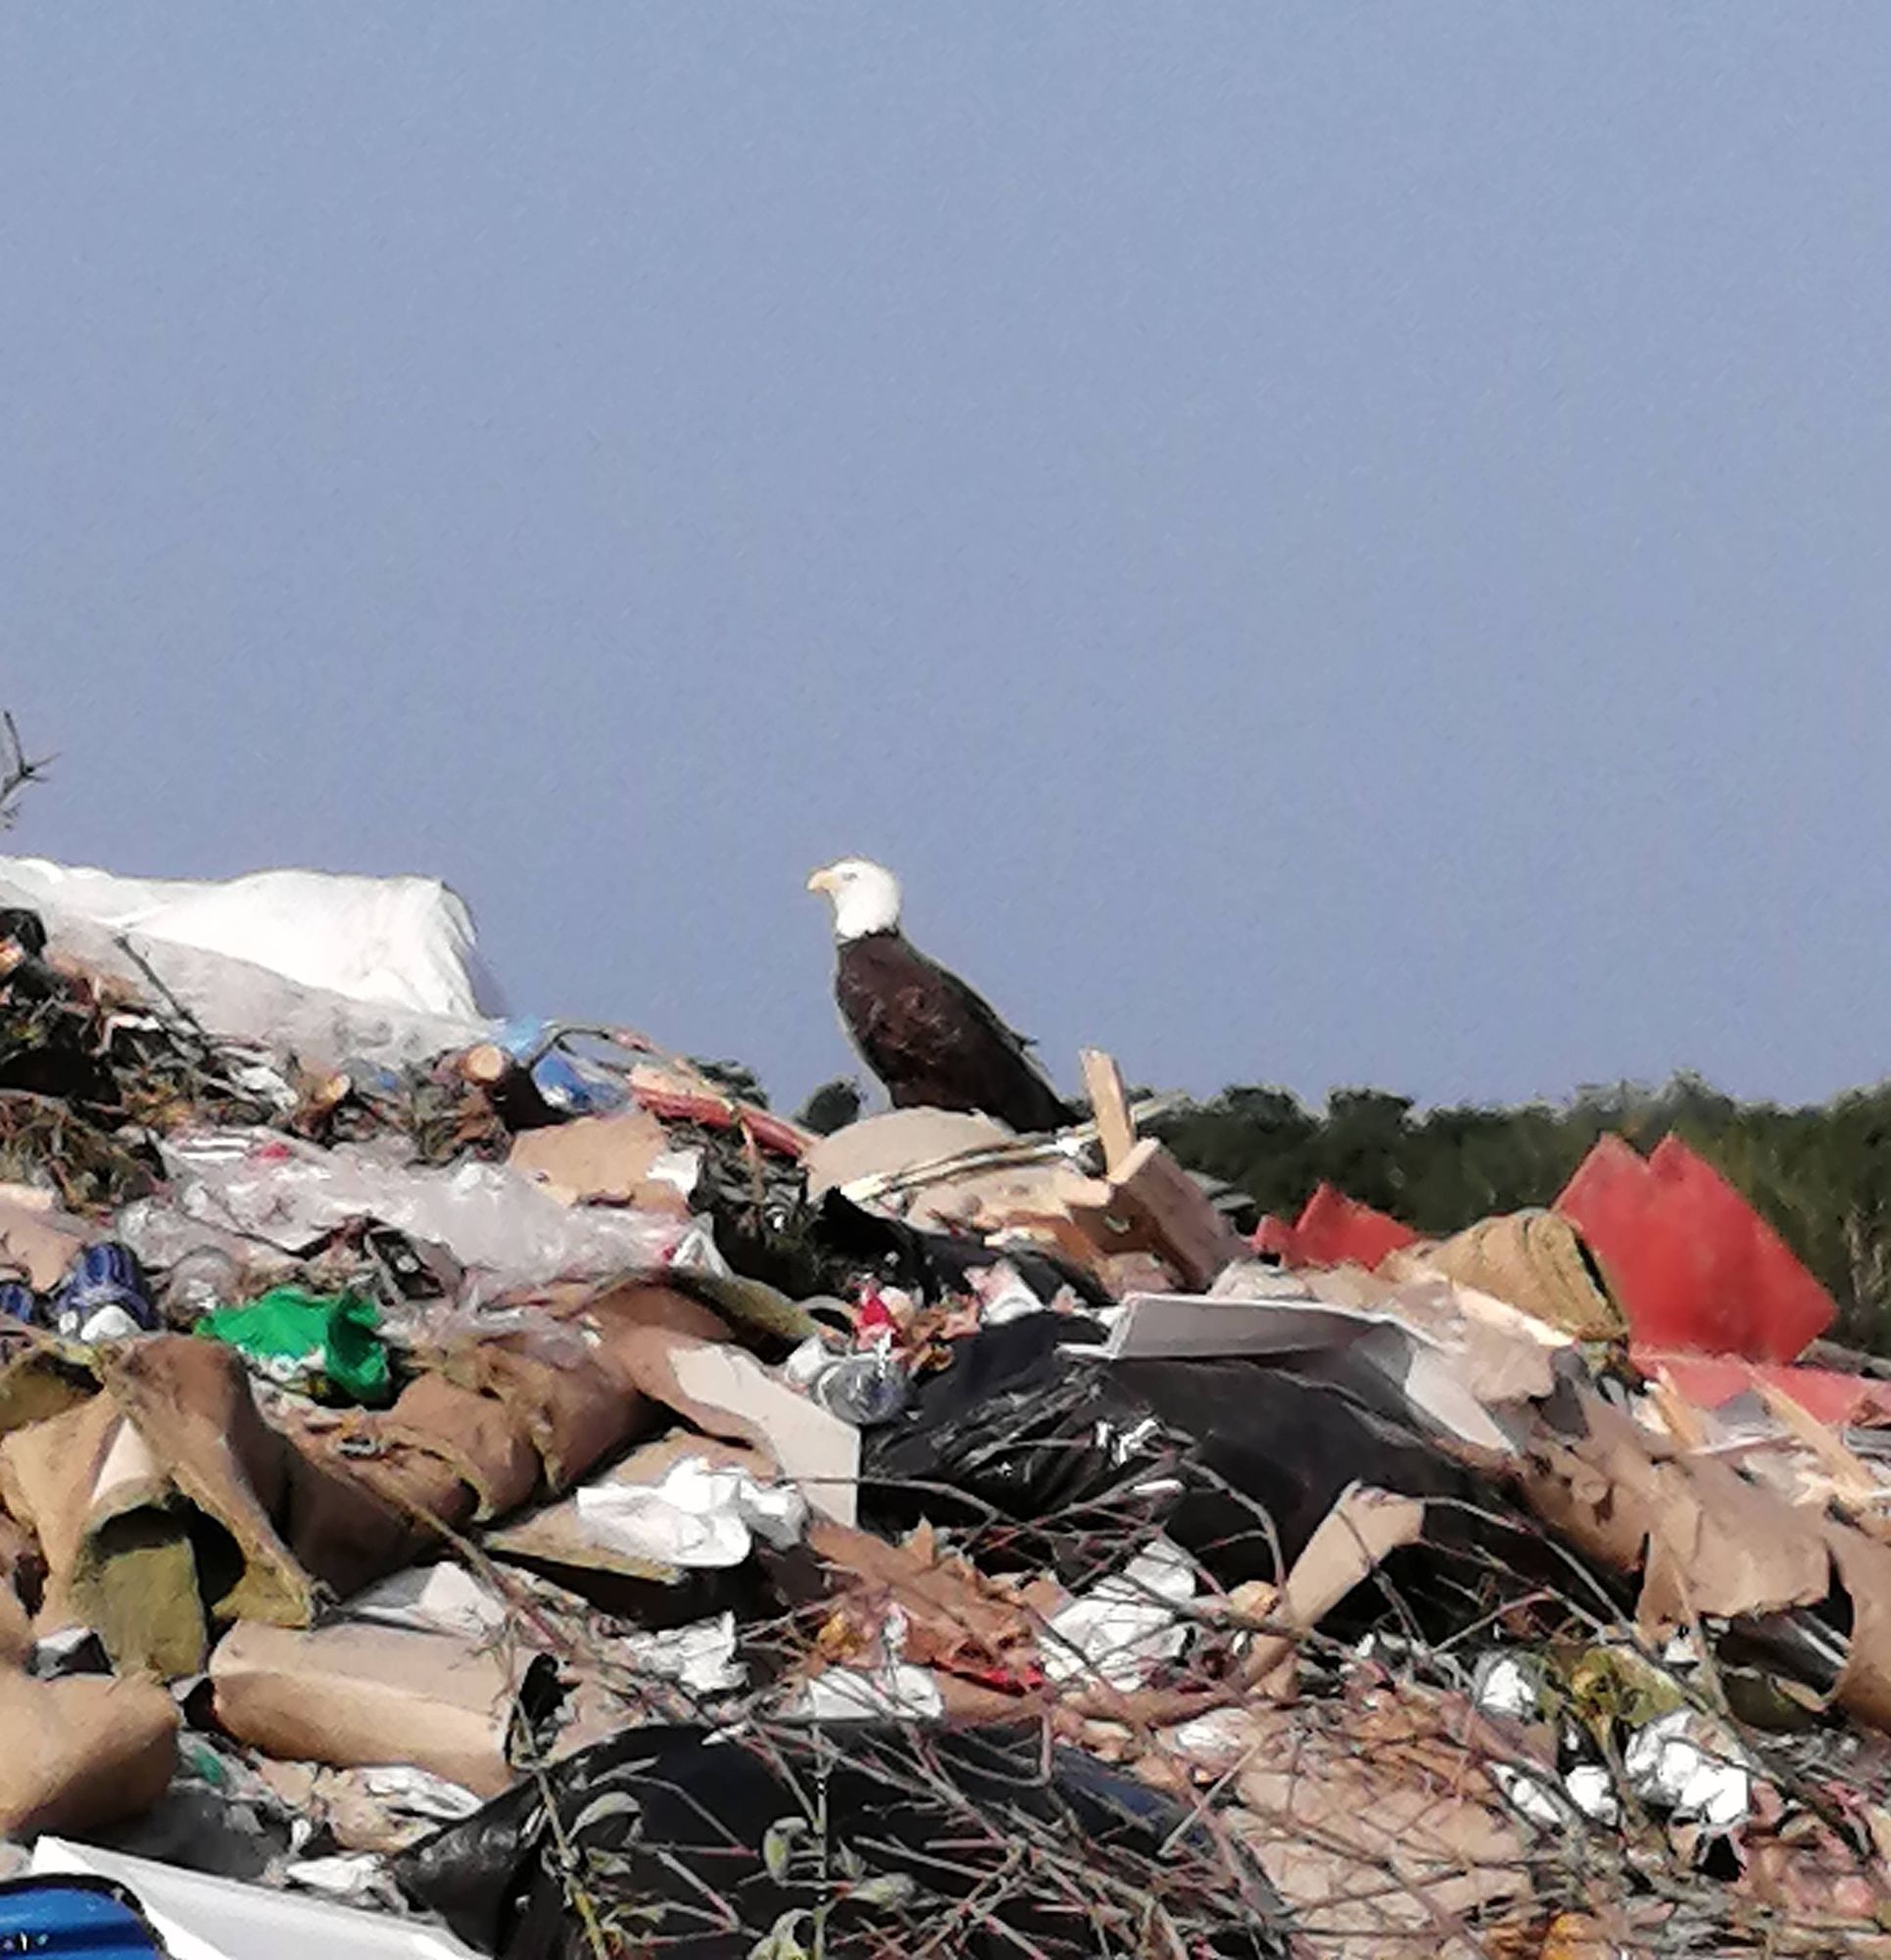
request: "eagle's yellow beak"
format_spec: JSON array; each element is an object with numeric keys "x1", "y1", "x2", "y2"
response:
[{"x1": 805, "y1": 865, "x2": 837, "y2": 895}]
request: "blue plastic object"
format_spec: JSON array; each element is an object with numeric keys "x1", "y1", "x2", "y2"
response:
[
  {"x1": 0, "y1": 1875, "x2": 169, "y2": 1956},
  {"x1": 0, "y1": 1282, "x2": 34, "y2": 1324},
  {"x1": 529, "y1": 1050, "x2": 627, "y2": 1116},
  {"x1": 495, "y1": 1018, "x2": 629, "y2": 1116},
  {"x1": 52, "y1": 1244, "x2": 158, "y2": 1338}
]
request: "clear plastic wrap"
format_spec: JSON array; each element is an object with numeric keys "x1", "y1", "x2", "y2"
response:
[{"x1": 158, "y1": 1131, "x2": 695, "y2": 1290}]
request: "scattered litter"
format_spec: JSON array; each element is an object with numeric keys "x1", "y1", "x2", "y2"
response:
[
  {"x1": 50, "y1": 1242, "x2": 158, "y2": 1341},
  {"x1": 343, "y1": 1565, "x2": 510, "y2": 1642},
  {"x1": 1, "y1": 826, "x2": 1888, "y2": 1957},
  {"x1": 29, "y1": 1835, "x2": 481, "y2": 1959},
  {"x1": 1624, "y1": 1707, "x2": 1753, "y2": 1829},
  {"x1": 573, "y1": 1453, "x2": 807, "y2": 1568},
  {"x1": 611, "y1": 1612, "x2": 746, "y2": 1695},
  {"x1": 198, "y1": 1287, "x2": 392, "y2": 1404},
  {"x1": 1043, "y1": 1536, "x2": 1196, "y2": 1690}
]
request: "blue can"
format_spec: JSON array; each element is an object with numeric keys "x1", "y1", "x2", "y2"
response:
[{"x1": 52, "y1": 1243, "x2": 158, "y2": 1338}]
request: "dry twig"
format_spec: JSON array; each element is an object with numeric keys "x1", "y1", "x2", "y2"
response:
[{"x1": 0, "y1": 712, "x2": 50, "y2": 831}]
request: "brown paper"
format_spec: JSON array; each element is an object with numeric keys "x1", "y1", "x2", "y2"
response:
[
  {"x1": 210, "y1": 1620, "x2": 534, "y2": 1798},
  {"x1": 103, "y1": 1338, "x2": 312, "y2": 1627},
  {"x1": 463, "y1": 1327, "x2": 642, "y2": 1492},
  {"x1": 0, "y1": 1669, "x2": 179, "y2": 1837},
  {"x1": 277, "y1": 1421, "x2": 475, "y2": 1600},
  {"x1": 0, "y1": 1578, "x2": 29, "y2": 1668},
  {"x1": 380, "y1": 1371, "x2": 540, "y2": 1520},
  {"x1": 508, "y1": 1104, "x2": 671, "y2": 1206},
  {"x1": 0, "y1": 1393, "x2": 123, "y2": 1636},
  {"x1": 1238, "y1": 1483, "x2": 1427, "y2": 1685},
  {"x1": 807, "y1": 1520, "x2": 1038, "y2": 1682},
  {"x1": 1516, "y1": 1390, "x2": 1828, "y2": 1628},
  {"x1": 0, "y1": 1199, "x2": 86, "y2": 1292},
  {"x1": 1824, "y1": 1524, "x2": 1891, "y2": 1734},
  {"x1": 574, "y1": 1281, "x2": 736, "y2": 1396}
]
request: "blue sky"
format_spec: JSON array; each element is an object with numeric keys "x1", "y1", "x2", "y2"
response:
[{"x1": 4, "y1": 7, "x2": 1889, "y2": 1113}]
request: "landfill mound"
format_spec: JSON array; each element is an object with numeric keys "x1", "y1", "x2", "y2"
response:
[{"x1": 2, "y1": 858, "x2": 1891, "y2": 1958}]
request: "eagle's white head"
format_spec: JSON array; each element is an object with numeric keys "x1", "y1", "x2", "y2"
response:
[{"x1": 806, "y1": 858, "x2": 902, "y2": 942}]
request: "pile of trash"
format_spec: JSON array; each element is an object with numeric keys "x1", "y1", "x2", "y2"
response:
[{"x1": 6, "y1": 856, "x2": 1891, "y2": 1958}]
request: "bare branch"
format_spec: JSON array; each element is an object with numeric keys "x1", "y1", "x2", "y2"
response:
[{"x1": 0, "y1": 712, "x2": 51, "y2": 831}]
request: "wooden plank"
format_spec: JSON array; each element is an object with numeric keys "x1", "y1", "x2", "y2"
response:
[
  {"x1": 1079, "y1": 1049, "x2": 1137, "y2": 1175},
  {"x1": 1065, "y1": 1138, "x2": 1242, "y2": 1291},
  {"x1": 1755, "y1": 1376, "x2": 1882, "y2": 1502},
  {"x1": 1648, "y1": 1378, "x2": 1711, "y2": 1453}
]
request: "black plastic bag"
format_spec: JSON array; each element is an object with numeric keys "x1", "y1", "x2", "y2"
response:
[{"x1": 395, "y1": 1720, "x2": 1289, "y2": 1959}]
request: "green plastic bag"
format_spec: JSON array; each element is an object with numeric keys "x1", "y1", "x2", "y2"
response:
[{"x1": 195, "y1": 1287, "x2": 392, "y2": 1405}]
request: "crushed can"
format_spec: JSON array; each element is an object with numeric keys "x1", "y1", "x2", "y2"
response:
[{"x1": 52, "y1": 1242, "x2": 158, "y2": 1342}]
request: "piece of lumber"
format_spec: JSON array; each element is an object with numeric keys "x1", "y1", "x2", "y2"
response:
[
  {"x1": 457, "y1": 1043, "x2": 512, "y2": 1087},
  {"x1": 1063, "y1": 1138, "x2": 1242, "y2": 1291},
  {"x1": 1755, "y1": 1376, "x2": 1882, "y2": 1502},
  {"x1": 1648, "y1": 1379, "x2": 1711, "y2": 1453},
  {"x1": 1080, "y1": 1049, "x2": 1137, "y2": 1175}
]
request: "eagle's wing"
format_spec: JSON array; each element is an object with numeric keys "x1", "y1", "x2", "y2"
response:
[{"x1": 838, "y1": 936, "x2": 1070, "y2": 1129}]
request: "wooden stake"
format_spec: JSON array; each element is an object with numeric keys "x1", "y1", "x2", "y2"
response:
[
  {"x1": 1079, "y1": 1049, "x2": 1137, "y2": 1175},
  {"x1": 1755, "y1": 1376, "x2": 1882, "y2": 1503}
]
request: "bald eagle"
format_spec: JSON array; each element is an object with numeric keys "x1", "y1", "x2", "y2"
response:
[{"x1": 806, "y1": 858, "x2": 1074, "y2": 1135}]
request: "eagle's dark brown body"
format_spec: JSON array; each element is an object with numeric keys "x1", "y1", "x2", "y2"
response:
[{"x1": 834, "y1": 929, "x2": 1073, "y2": 1135}]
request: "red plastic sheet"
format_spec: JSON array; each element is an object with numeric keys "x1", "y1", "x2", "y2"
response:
[
  {"x1": 1556, "y1": 1135, "x2": 1835, "y2": 1362},
  {"x1": 1252, "y1": 1182, "x2": 1422, "y2": 1273}
]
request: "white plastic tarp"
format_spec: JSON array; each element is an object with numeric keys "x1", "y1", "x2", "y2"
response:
[
  {"x1": 0, "y1": 856, "x2": 493, "y2": 1019},
  {"x1": 0, "y1": 856, "x2": 501, "y2": 1069}
]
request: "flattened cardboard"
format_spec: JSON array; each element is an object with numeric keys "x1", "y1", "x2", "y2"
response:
[
  {"x1": 1062, "y1": 1139, "x2": 1242, "y2": 1291},
  {"x1": 277, "y1": 1420, "x2": 475, "y2": 1600},
  {"x1": 462, "y1": 1329, "x2": 642, "y2": 1493},
  {"x1": 802, "y1": 1109, "x2": 1017, "y2": 1200},
  {"x1": 0, "y1": 1670, "x2": 179, "y2": 1837},
  {"x1": 1516, "y1": 1389, "x2": 1829, "y2": 1630},
  {"x1": 507, "y1": 1105, "x2": 670, "y2": 1206},
  {"x1": 663, "y1": 1337, "x2": 858, "y2": 1528},
  {"x1": 1823, "y1": 1523, "x2": 1891, "y2": 1734},
  {"x1": 1227, "y1": 1695, "x2": 1533, "y2": 1960},
  {"x1": 210, "y1": 1620, "x2": 532, "y2": 1799},
  {"x1": 1236, "y1": 1484, "x2": 1426, "y2": 1688}
]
